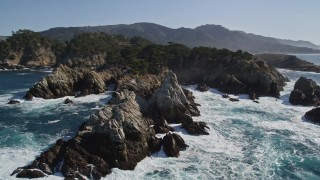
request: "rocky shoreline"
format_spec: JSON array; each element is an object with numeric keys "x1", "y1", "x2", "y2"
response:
[
  {"x1": 12, "y1": 69, "x2": 209, "y2": 179},
  {"x1": 256, "y1": 54, "x2": 320, "y2": 73}
]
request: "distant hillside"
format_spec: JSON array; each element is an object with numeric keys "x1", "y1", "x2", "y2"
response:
[{"x1": 40, "y1": 23, "x2": 320, "y2": 54}]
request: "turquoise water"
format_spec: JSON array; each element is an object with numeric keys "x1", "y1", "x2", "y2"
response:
[
  {"x1": 0, "y1": 70, "x2": 111, "y2": 179},
  {"x1": 1, "y1": 55, "x2": 320, "y2": 179}
]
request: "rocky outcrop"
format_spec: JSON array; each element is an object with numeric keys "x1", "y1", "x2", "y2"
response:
[
  {"x1": 1, "y1": 47, "x2": 56, "y2": 69},
  {"x1": 304, "y1": 107, "x2": 320, "y2": 123},
  {"x1": 289, "y1": 77, "x2": 320, "y2": 106},
  {"x1": 256, "y1": 54, "x2": 320, "y2": 73},
  {"x1": 196, "y1": 83, "x2": 209, "y2": 92},
  {"x1": 13, "y1": 70, "x2": 208, "y2": 179},
  {"x1": 24, "y1": 65, "x2": 112, "y2": 99},
  {"x1": 14, "y1": 169, "x2": 46, "y2": 178},
  {"x1": 64, "y1": 98, "x2": 73, "y2": 104},
  {"x1": 172, "y1": 57, "x2": 286, "y2": 97},
  {"x1": 162, "y1": 133, "x2": 188, "y2": 157}
]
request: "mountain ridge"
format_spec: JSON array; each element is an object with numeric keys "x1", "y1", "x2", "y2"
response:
[{"x1": 40, "y1": 22, "x2": 320, "y2": 54}]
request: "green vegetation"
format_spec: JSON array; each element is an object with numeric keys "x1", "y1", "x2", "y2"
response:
[
  {"x1": 0, "y1": 30, "x2": 254, "y2": 74},
  {"x1": 0, "y1": 30, "x2": 65, "y2": 61}
]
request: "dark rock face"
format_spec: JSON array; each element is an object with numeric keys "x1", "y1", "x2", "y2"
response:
[
  {"x1": 162, "y1": 134, "x2": 180, "y2": 157},
  {"x1": 15, "y1": 169, "x2": 46, "y2": 178},
  {"x1": 305, "y1": 107, "x2": 320, "y2": 123},
  {"x1": 24, "y1": 93, "x2": 33, "y2": 101},
  {"x1": 24, "y1": 65, "x2": 110, "y2": 99},
  {"x1": 64, "y1": 98, "x2": 73, "y2": 104},
  {"x1": 222, "y1": 94, "x2": 230, "y2": 98},
  {"x1": 7, "y1": 99, "x2": 20, "y2": 104},
  {"x1": 289, "y1": 77, "x2": 320, "y2": 106},
  {"x1": 196, "y1": 83, "x2": 209, "y2": 92},
  {"x1": 180, "y1": 114, "x2": 209, "y2": 135},
  {"x1": 173, "y1": 56, "x2": 286, "y2": 97},
  {"x1": 229, "y1": 98, "x2": 240, "y2": 102},
  {"x1": 249, "y1": 91, "x2": 256, "y2": 100},
  {"x1": 162, "y1": 133, "x2": 188, "y2": 157},
  {"x1": 13, "y1": 70, "x2": 207, "y2": 179},
  {"x1": 153, "y1": 117, "x2": 174, "y2": 134}
]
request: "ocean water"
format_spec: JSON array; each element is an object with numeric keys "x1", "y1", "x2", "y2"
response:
[
  {"x1": 0, "y1": 70, "x2": 111, "y2": 180},
  {"x1": 294, "y1": 54, "x2": 320, "y2": 65},
  {"x1": 1, "y1": 55, "x2": 320, "y2": 180}
]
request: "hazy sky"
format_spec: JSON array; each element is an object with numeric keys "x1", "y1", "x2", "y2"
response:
[{"x1": 1, "y1": 0, "x2": 320, "y2": 44}]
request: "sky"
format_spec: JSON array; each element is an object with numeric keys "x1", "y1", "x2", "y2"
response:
[{"x1": 1, "y1": 0, "x2": 320, "y2": 44}]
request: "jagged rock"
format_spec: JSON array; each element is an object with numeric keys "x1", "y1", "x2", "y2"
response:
[
  {"x1": 182, "y1": 88, "x2": 200, "y2": 116},
  {"x1": 148, "y1": 136, "x2": 162, "y2": 153},
  {"x1": 24, "y1": 93, "x2": 33, "y2": 101},
  {"x1": 196, "y1": 83, "x2": 209, "y2": 92},
  {"x1": 16, "y1": 169, "x2": 46, "y2": 178},
  {"x1": 229, "y1": 98, "x2": 240, "y2": 102},
  {"x1": 269, "y1": 82, "x2": 280, "y2": 98},
  {"x1": 153, "y1": 117, "x2": 174, "y2": 134},
  {"x1": 220, "y1": 75, "x2": 246, "y2": 94},
  {"x1": 13, "y1": 71, "x2": 204, "y2": 179},
  {"x1": 304, "y1": 107, "x2": 320, "y2": 123},
  {"x1": 64, "y1": 98, "x2": 73, "y2": 104},
  {"x1": 162, "y1": 133, "x2": 188, "y2": 157},
  {"x1": 289, "y1": 77, "x2": 320, "y2": 106},
  {"x1": 13, "y1": 89, "x2": 155, "y2": 179},
  {"x1": 180, "y1": 114, "x2": 209, "y2": 135},
  {"x1": 172, "y1": 133, "x2": 188, "y2": 150},
  {"x1": 151, "y1": 71, "x2": 199, "y2": 123},
  {"x1": 7, "y1": 99, "x2": 20, "y2": 104},
  {"x1": 25, "y1": 65, "x2": 109, "y2": 99}
]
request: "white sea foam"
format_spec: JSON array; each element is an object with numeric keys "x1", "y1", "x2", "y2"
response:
[
  {"x1": 105, "y1": 69, "x2": 320, "y2": 179},
  {"x1": 2, "y1": 68, "x2": 320, "y2": 179},
  {"x1": 47, "y1": 120, "x2": 61, "y2": 124}
]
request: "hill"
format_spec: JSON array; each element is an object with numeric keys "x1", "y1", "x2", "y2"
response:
[{"x1": 40, "y1": 23, "x2": 320, "y2": 54}]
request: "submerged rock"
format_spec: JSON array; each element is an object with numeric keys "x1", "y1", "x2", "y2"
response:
[
  {"x1": 229, "y1": 98, "x2": 240, "y2": 102},
  {"x1": 64, "y1": 98, "x2": 73, "y2": 104},
  {"x1": 289, "y1": 77, "x2": 320, "y2": 106},
  {"x1": 7, "y1": 99, "x2": 20, "y2": 104}
]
